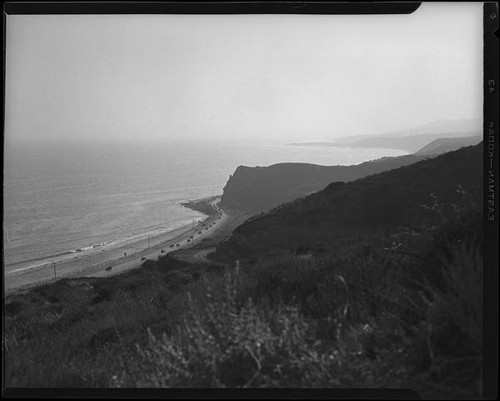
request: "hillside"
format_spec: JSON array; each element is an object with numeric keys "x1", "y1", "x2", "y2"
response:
[
  {"x1": 5, "y1": 205, "x2": 483, "y2": 395},
  {"x1": 216, "y1": 144, "x2": 481, "y2": 257},
  {"x1": 348, "y1": 132, "x2": 480, "y2": 153},
  {"x1": 290, "y1": 119, "x2": 481, "y2": 149},
  {"x1": 414, "y1": 135, "x2": 482, "y2": 156},
  {"x1": 221, "y1": 154, "x2": 425, "y2": 213},
  {"x1": 223, "y1": 122, "x2": 481, "y2": 214},
  {"x1": 5, "y1": 144, "x2": 483, "y2": 396}
]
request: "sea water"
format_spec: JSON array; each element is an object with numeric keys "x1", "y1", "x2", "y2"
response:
[{"x1": 3, "y1": 138, "x2": 407, "y2": 271}]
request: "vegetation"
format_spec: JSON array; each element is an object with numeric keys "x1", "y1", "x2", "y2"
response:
[
  {"x1": 221, "y1": 154, "x2": 426, "y2": 213},
  {"x1": 414, "y1": 135, "x2": 482, "y2": 156},
  {"x1": 4, "y1": 209, "x2": 482, "y2": 396},
  {"x1": 216, "y1": 144, "x2": 481, "y2": 256},
  {"x1": 4, "y1": 144, "x2": 483, "y2": 397}
]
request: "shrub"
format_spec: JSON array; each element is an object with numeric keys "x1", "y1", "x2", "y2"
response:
[
  {"x1": 111, "y1": 269, "x2": 410, "y2": 388},
  {"x1": 412, "y1": 228, "x2": 483, "y2": 397},
  {"x1": 205, "y1": 264, "x2": 226, "y2": 275},
  {"x1": 5, "y1": 301, "x2": 25, "y2": 316},
  {"x1": 92, "y1": 286, "x2": 113, "y2": 304}
]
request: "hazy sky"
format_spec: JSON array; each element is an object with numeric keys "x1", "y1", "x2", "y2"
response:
[{"x1": 5, "y1": 2, "x2": 483, "y2": 143}]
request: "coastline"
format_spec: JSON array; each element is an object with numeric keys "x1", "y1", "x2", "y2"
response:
[
  {"x1": 5, "y1": 196, "x2": 224, "y2": 293},
  {"x1": 5, "y1": 222, "x2": 199, "y2": 277},
  {"x1": 180, "y1": 196, "x2": 220, "y2": 216}
]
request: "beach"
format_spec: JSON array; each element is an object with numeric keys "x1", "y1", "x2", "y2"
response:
[{"x1": 5, "y1": 197, "x2": 226, "y2": 293}]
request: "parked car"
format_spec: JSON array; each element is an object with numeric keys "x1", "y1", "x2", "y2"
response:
[{"x1": 141, "y1": 257, "x2": 147, "y2": 261}]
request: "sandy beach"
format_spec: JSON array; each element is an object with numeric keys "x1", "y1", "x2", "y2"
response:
[{"x1": 5, "y1": 197, "x2": 227, "y2": 293}]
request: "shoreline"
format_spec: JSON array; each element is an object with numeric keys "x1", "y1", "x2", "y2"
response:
[
  {"x1": 4, "y1": 220, "x2": 203, "y2": 278},
  {"x1": 5, "y1": 196, "x2": 224, "y2": 293},
  {"x1": 4, "y1": 196, "x2": 220, "y2": 277}
]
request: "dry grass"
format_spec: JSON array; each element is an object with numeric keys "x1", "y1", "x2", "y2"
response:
[{"x1": 4, "y1": 210, "x2": 482, "y2": 397}]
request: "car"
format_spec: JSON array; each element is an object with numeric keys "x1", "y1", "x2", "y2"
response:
[
  {"x1": 176, "y1": 244, "x2": 180, "y2": 247},
  {"x1": 169, "y1": 244, "x2": 175, "y2": 248},
  {"x1": 141, "y1": 257, "x2": 147, "y2": 261},
  {"x1": 187, "y1": 239, "x2": 191, "y2": 242},
  {"x1": 161, "y1": 249, "x2": 166, "y2": 253},
  {"x1": 105, "y1": 266, "x2": 112, "y2": 271},
  {"x1": 198, "y1": 231, "x2": 202, "y2": 234}
]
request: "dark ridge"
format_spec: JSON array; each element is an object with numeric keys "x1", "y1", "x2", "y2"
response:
[
  {"x1": 221, "y1": 154, "x2": 425, "y2": 214},
  {"x1": 216, "y1": 143, "x2": 482, "y2": 257}
]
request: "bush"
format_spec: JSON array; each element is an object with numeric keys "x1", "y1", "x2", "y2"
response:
[
  {"x1": 111, "y1": 270, "x2": 409, "y2": 388},
  {"x1": 4, "y1": 206, "x2": 482, "y2": 396},
  {"x1": 412, "y1": 227, "x2": 483, "y2": 397},
  {"x1": 92, "y1": 286, "x2": 113, "y2": 304},
  {"x1": 5, "y1": 301, "x2": 25, "y2": 316},
  {"x1": 205, "y1": 264, "x2": 226, "y2": 275}
]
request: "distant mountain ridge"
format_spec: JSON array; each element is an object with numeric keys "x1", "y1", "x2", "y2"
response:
[
  {"x1": 344, "y1": 132, "x2": 480, "y2": 153},
  {"x1": 289, "y1": 119, "x2": 482, "y2": 151},
  {"x1": 334, "y1": 118, "x2": 482, "y2": 144},
  {"x1": 414, "y1": 135, "x2": 482, "y2": 156},
  {"x1": 224, "y1": 119, "x2": 482, "y2": 214},
  {"x1": 217, "y1": 144, "x2": 482, "y2": 257}
]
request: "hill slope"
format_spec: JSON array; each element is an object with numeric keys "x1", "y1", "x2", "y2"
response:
[
  {"x1": 290, "y1": 119, "x2": 481, "y2": 149},
  {"x1": 221, "y1": 155, "x2": 425, "y2": 213},
  {"x1": 347, "y1": 132, "x2": 480, "y2": 153},
  {"x1": 414, "y1": 135, "x2": 482, "y2": 156},
  {"x1": 218, "y1": 144, "x2": 482, "y2": 256}
]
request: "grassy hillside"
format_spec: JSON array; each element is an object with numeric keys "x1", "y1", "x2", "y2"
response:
[
  {"x1": 215, "y1": 144, "x2": 481, "y2": 258},
  {"x1": 4, "y1": 208, "x2": 482, "y2": 397},
  {"x1": 221, "y1": 154, "x2": 425, "y2": 213},
  {"x1": 4, "y1": 143, "x2": 483, "y2": 397}
]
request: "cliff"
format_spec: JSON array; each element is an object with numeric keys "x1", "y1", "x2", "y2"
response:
[
  {"x1": 220, "y1": 154, "x2": 425, "y2": 213},
  {"x1": 216, "y1": 144, "x2": 482, "y2": 257}
]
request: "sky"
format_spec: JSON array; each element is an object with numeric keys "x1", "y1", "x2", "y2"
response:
[{"x1": 4, "y1": 2, "x2": 483, "y2": 144}]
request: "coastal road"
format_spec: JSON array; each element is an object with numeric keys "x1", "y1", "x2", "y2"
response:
[
  {"x1": 81, "y1": 198, "x2": 227, "y2": 277},
  {"x1": 88, "y1": 198, "x2": 227, "y2": 278},
  {"x1": 5, "y1": 198, "x2": 228, "y2": 292}
]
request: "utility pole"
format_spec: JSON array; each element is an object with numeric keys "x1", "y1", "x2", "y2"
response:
[{"x1": 53, "y1": 262, "x2": 56, "y2": 279}]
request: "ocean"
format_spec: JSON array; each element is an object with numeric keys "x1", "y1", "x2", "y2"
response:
[{"x1": 3, "y1": 139, "x2": 407, "y2": 272}]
